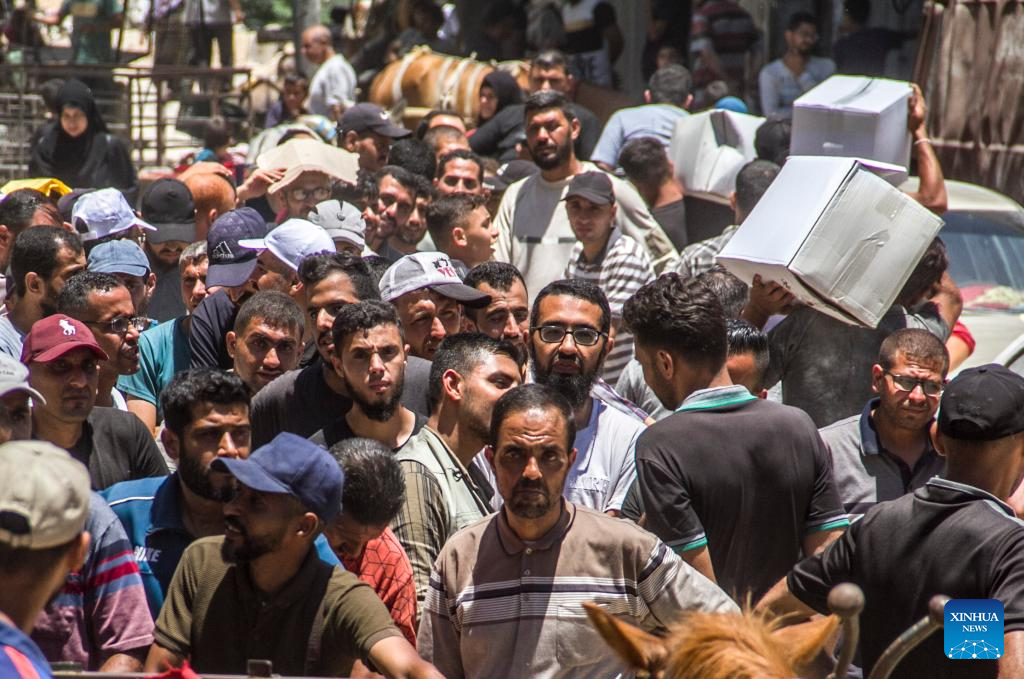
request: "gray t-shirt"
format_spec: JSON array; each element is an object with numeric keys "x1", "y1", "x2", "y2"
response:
[
  {"x1": 765, "y1": 304, "x2": 950, "y2": 428},
  {"x1": 615, "y1": 359, "x2": 672, "y2": 421}
]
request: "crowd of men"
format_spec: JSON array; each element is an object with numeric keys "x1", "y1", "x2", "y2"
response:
[{"x1": 0, "y1": 31, "x2": 1021, "y2": 679}]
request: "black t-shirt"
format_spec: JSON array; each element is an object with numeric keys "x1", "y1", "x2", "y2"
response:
[
  {"x1": 636, "y1": 392, "x2": 847, "y2": 602},
  {"x1": 468, "y1": 102, "x2": 601, "y2": 162},
  {"x1": 66, "y1": 406, "x2": 169, "y2": 490},
  {"x1": 189, "y1": 289, "x2": 237, "y2": 370},
  {"x1": 250, "y1": 356, "x2": 432, "y2": 448},
  {"x1": 833, "y1": 28, "x2": 909, "y2": 78},
  {"x1": 789, "y1": 478, "x2": 1024, "y2": 678},
  {"x1": 651, "y1": 199, "x2": 688, "y2": 251},
  {"x1": 309, "y1": 412, "x2": 427, "y2": 450}
]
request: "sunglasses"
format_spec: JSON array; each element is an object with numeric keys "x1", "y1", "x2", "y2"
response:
[
  {"x1": 885, "y1": 371, "x2": 944, "y2": 397},
  {"x1": 532, "y1": 325, "x2": 606, "y2": 347}
]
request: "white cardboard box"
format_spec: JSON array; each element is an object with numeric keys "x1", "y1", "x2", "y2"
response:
[
  {"x1": 668, "y1": 109, "x2": 765, "y2": 203},
  {"x1": 791, "y1": 75, "x2": 913, "y2": 179},
  {"x1": 717, "y1": 156, "x2": 944, "y2": 328}
]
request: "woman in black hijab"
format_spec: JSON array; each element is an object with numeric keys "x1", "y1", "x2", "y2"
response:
[
  {"x1": 477, "y1": 69, "x2": 523, "y2": 127},
  {"x1": 29, "y1": 79, "x2": 137, "y2": 197}
]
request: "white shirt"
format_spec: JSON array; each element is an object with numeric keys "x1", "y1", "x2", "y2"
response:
[
  {"x1": 476, "y1": 397, "x2": 643, "y2": 513},
  {"x1": 307, "y1": 53, "x2": 357, "y2": 116}
]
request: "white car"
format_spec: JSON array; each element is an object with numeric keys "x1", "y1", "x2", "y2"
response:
[{"x1": 902, "y1": 178, "x2": 1024, "y2": 371}]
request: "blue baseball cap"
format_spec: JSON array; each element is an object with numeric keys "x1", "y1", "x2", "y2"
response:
[
  {"x1": 212, "y1": 433, "x2": 343, "y2": 522},
  {"x1": 206, "y1": 208, "x2": 267, "y2": 289},
  {"x1": 87, "y1": 239, "x2": 151, "y2": 277},
  {"x1": 714, "y1": 96, "x2": 750, "y2": 114}
]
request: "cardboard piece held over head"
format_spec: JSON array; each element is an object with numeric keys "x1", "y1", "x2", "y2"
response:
[
  {"x1": 258, "y1": 138, "x2": 360, "y2": 195},
  {"x1": 668, "y1": 109, "x2": 765, "y2": 204},
  {"x1": 791, "y1": 75, "x2": 913, "y2": 182},
  {"x1": 716, "y1": 156, "x2": 944, "y2": 329}
]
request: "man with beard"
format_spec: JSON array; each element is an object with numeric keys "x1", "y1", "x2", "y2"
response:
[
  {"x1": 519, "y1": 279, "x2": 644, "y2": 514},
  {"x1": 310, "y1": 301, "x2": 425, "y2": 449},
  {"x1": 226, "y1": 292, "x2": 304, "y2": 395},
  {"x1": 190, "y1": 209, "x2": 267, "y2": 370},
  {"x1": 392, "y1": 333, "x2": 523, "y2": 607},
  {"x1": 249, "y1": 253, "x2": 432, "y2": 447},
  {"x1": 418, "y1": 384, "x2": 737, "y2": 678},
  {"x1": 146, "y1": 432, "x2": 443, "y2": 678},
  {"x1": 758, "y1": 12, "x2": 835, "y2": 118},
  {"x1": 0, "y1": 441, "x2": 91, "y2": 679},
  {"x1": 102, "y1": 369, "x2": 339, "y2": 615},
  {"x1": 819, "y1": 328, "x2": 949, "y2": 521},
  {"x1": 372, "y1": 166, "x2": 424, "y2": 263},
  {"x1": 0, "y1": 226, "x2": 86, "y2": 360},
  {"x1": 625, "y1": 274, "x2": 848, "y2": 601},
  {"x1": 493, "y1": 90, "x2": 676, "y2": 298},
  {"x1": 26, "y1": 315, "x2": 167, "y2": 490},
  {"x1": 380, "y1": 252, "x2": 490, "y2": 362},
  {"x1": 58, "y1": 272, "x2": 147, "y2": 409}
]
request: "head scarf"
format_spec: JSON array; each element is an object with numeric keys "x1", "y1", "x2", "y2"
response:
[
  {"x1": 31, "y1": 79, "x2": 111, "y2": 186},
  {"x1": 480, "y1": 70, "x2": 523, "y2": 123}
]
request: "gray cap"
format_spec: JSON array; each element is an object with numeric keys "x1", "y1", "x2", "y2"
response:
[
  {"x1": 308, "y1": 200, "x2": 366, "y2": 250},
  {"x1": 0, "y1": 352, "x2": 44, "y2": 403},
  {"x1": 379, "y1": 252, "x2": 490, "y2": 307}
]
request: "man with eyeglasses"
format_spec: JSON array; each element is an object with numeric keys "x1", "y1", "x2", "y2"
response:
[
  {"x1": 757, "y1": 11, "x2": 835, "y2": 119},
  {"x1": 275, "y1": 174, "x2": 335, "y2": 222},
  {"x1": 819, "y1": 328, "x2": 949, "y2": 522},
  {"x1": 58, "y1": 271, "x2": 149, "y2": 410},
  {"x1": 87, "y1": 240, "x2": 157, "y2": 325},
  {"x1": 250, "y1": 252, "x2": 432, "y2": 447},
  {"x1": 23, "y1": 314, "x2": 166, "y2": 490},
  {"x1": 516, "y1": 278, "x2": 644, "y2": 515}
]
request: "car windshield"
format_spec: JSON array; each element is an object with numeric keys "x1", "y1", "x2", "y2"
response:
[{"x1": 942, "y1": 209, "x2": 1024, "y2": 312}]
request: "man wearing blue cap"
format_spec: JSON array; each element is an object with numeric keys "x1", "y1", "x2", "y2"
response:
[
  {"x1": 87, "y1": 239, "x2": 157, "y2": 322},
  {"x1": 146, "y1": 432, "x2": 442, "y2": 678},
  {"x1": 190, "y1": 208, "x2": 267, "y2": 370}
]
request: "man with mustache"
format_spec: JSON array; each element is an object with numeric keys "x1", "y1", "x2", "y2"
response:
[
  {"x1": 145, "y1": 432, "x2": 442, "y2": 678},
  {"x1": 57, "y1": 271, "x2": 147, "y2": 409},
  {"x1": 379, "y1": 252, "x2": 490, "y2": 362},
  {"x1": 25, "y1": 314, "x2": 166, "y2": 490},
  {"x1": 0, "y1": 226, "x2": 85, "y2": 360},
  {"x1": 520, "y1": 278, "x2": 644, "y2": 515},
  {"x1": 392, "y1": 333, "x2": 523, "y2": 607},
  {"x1": 418, "y1": 384, "x2": 737, "y2": 678},
  {"x1": 819, "y1": 328, "x2": 949, "y2": 521},
  {"x1": 248, "y1": 252, "x2": 432, "y2": 447},
  {"x1": 102, "y1": 369, "x2": 339, "y2": 615},
  {"x1": 226, "y1": 291, "x2": 304, "y2": 395},
  {"x1": 310, "y1": 300, "x2": 424, "y2": 450},
  {"x1": 492, "y1": 90, "x2": 676, "y2": 300}
]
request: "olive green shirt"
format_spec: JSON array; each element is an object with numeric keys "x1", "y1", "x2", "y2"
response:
[{"x1": 154, "y1": 536, "x2": 401, "y2": 676}]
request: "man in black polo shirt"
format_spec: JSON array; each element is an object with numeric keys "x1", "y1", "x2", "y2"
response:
[
  {"x1": 758, "y1": 364, "x2": 1024, "y2": 679},
  {"x1": 819, "y1": 327, "x2": 948, "y2": 520},
  {"x1": 623, "y1": 273, "x2": 847, "y2": 602}
]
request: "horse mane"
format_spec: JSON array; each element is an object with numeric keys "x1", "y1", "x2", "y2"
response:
[{"x1": 663, "y1": 609, "x2": 838, "y2": 679}]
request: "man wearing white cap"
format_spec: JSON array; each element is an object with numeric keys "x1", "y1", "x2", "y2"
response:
[
  {"x1": 70, "y1": 188, "x2": 156, "y2": 252},
  {"x1": 308, "y1": 199, "x2": 367, "y2": 256},
  {"x1": 0, "y1": 352, "x2": 43, "y2": 442},
  {"x1": 239, "y1": 218, "x2": 334, "y2": 303},
  {"x1": 379, "y1": 252, "x2": 490, "y2": 361},
  {"x1": 0, "y1": 441, "x2": 91, "y2": 679}
]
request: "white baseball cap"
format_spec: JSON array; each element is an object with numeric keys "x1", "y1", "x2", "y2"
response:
[
  {"x1": 238, "y1": 218, "x2": 334, "y2": 271},
  {"x1": 378, "y1": 252, "x2": 490, "y2": 307},
  {"x1": 71, "y1": 188, "x2": 156, "y2": 242}
]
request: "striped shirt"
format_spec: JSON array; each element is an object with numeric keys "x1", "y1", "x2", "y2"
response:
[
  {"x1": 418, "y1": 502, "x2": 737, "y2": 679},
  {"x1": 32, "y1": 494, "x2": 154, "y2": 670},
  {"x1": 673, "y1": 223, "x2": 740, "y2": 279},
  {"x1": 564, "y1": 228, "x2": 655, "y2": 385}
]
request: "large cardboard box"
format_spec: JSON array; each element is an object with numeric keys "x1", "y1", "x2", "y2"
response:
[
  {"x1": 791, "y1": 75, "x2": 913, "y2": 178},
  {"x1": 717, "y1": 157, "x2": 943, "y2": 328},
  {"x1": 668, "y1": 109, "x2": 765, "y2": 203}
]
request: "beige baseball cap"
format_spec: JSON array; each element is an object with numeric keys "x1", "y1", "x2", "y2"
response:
[{"x1": 0, "y1": 441, "x2": 90, "y2": 549}]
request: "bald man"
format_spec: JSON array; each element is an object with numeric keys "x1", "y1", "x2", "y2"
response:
[
  {"x1": 301, "y1": 25, "x2": 357, "y2": 120},
  {"x1": 183, "y1": 172, "x2": 236, "y2": 242}
]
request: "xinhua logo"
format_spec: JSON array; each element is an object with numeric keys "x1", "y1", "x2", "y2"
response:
[{"x1": 944, "y1": 599, "x2": 1003, "y2": 659}]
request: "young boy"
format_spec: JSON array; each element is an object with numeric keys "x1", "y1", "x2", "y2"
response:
[{"x1": 563, "y1": 171, "x2": 655, "y2": 384}]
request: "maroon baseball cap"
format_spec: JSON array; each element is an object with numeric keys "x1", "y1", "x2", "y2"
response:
[{"x1": 21, "y1": 315, "x2": 109, "y2": 364}]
